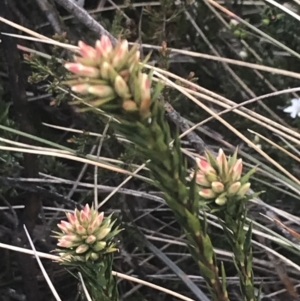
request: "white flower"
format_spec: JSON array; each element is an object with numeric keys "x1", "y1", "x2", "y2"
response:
[{"x1": 283, "y1": 98, "x2": 300, "y2": 118}]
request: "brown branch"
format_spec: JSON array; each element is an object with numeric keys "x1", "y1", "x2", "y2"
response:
[{"x1": 53, "y1": 0, "x2": 116, "y2": 44}]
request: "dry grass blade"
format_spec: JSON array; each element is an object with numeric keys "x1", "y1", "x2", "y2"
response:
[
  {"x1": 0, "y1": 145, "x2": 150, "y2": 181},
  {"x1": 23, "y1": 225, "x2": 62, "y2": 301},
  {"x1": 0, "y1": 242, "x2": 196, "y2": 301},
  {"x1": 248, "y1": 129, "x2": 300, "y2": 163},
  {"x1": 78, "y1": 272, "x2": 93, "y2": 301}
]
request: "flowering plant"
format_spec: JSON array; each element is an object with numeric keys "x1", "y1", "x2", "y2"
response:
[
  {"x1": 61, "y1": 36, "x2": 259, "y2": 301},
  {"x1": 55, "y1": 205, "x2": 120, "y2": 301},
  {"x1": 64, "y1": 36, "x2": 154, "y2": 121},
  {"x1": 283, "y1": 98, "x2": 300, "y2": 118},
  {"x1": 191, "y1": 148, "x2": 256, "y2": 208}
]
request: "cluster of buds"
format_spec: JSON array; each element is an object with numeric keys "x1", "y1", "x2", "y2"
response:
[
  {"x1": 55, "y1": 204, "x2": 119, "y2": 262},
  {"x1": 64, "y1": 36, "x2": 152, "y2": 119},
  {"x1": 190, "y1": 149, "x2": 256, "y2": 206}
]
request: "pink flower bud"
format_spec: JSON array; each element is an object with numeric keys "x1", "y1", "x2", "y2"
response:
[
  {"x1": 88, "y1": 85, "x2": 115, "y2": 98},
  {"x1": 236, "y1": 182, "x2": 251, "y2": 199},
  {"x1": 199, "y1": 188, "x2": 216, "y2": 199},
  {"x1": 65, "y1": 63, "x2": 100, "y2": 78},
  {"x1": 85, "y1": 235, "x2": 97, "y2": 244},
  {"x1": 57, "y1": 221, "x2": 74, "y2": 233},
  {"x1": 99, "y1": 35, "x2": 113, "y2": 57},
  {"x1": 216, "y1": 148, "x2": 226, "y2": 165},
  {"x1": 57, "y1": 239, "x2": 76, "y2": 248},
  {"x1": 196, "y1": 158, "x2": 216, "y2": 174},
  {"x1": 73, "y1": 55, "x2": 97, "y2": 67},
  {"x1": 216, "y1": 148, "x2": 229, "y2": 179},
  {"x1": 211, "y1": 181, "x2": 224, "y2": 194},
  {"x1": 92, "y1": 241, "x2": 106, "y2": 252},
  {"x1": 195, "y1": 172, "x2": 211, "y2": 187},
  {"x1": 114, "y1": 75, "x2": 131, "y2": 99},
  {"x1": 231, "y1": 159, "x2": 243, "y2": 181},
  {"x1": 71, "y1": 84, "x2": 90, "y2": 94},
  {"x1": 66, "y1": 212, "x2": 77, "y2": 225},
  {"x1": 75, "y1": 222, "x2": 87, "y2": 235},
  {"x1": 139, "y1": 73, "x2": 151, "y2": 116},
  {"x1": 87, "y1": 212, "x2": 104, "y2": 234},
  {"x1": 62, "y1": 234, "x2": 81, "y2": 242},
  {"x1": 78, "y1": 41, "x2": 97, "y2": 59},
  {"x1": 95, "y1": 40, "x2": 102, "y2": 58},
  {"x1": 75, "y1": 208, "x2": 81, "y2": 220},
  {"x1": 80, "y1": 210, "x2": 90, "y2": 225},
  {"x1": 227, "y1": 181, "x2": 241, "y2": 196},
  {"x1": 112, "y1": 40, "x2": 129, "y2": 68},
  {"x1": 75, "y1": 244, "x2": 89, "y2": 254},
  {"x1": 83, "y1": 204, "x2": 91, "y2": 217}
]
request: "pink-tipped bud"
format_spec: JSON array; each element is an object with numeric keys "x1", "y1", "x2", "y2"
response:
[
  {"x1": 83, "y1": 204, "x2": 91, "y2": 216},
  {"x1": 112, "y1": 40, "x2": 129, "y2": 68},
  {"x1": 139, "y1": 73, "x2": 151, "y2": 116},
  {"x1": 99, "y1": 35, "x2": 113, "y2": 57},
  {"x1": 66, "y1": 212, "x2": 77, "y2": 225},
  {"x1": 75, "y1": 244, "x2": 89, "y2": 254},
  {"x1": 96, "y1": 227, "x2": 110, "y2": 240},
  {"x1": 236, "y1": 182, "x2": 251, "y2": 199},
  {"x1": 57, "y1": 239, "x2": 76, "y2": 248},
  {"x1": 62, "y1": 234, "x2": 81, "y2": 242},
  {"x1": 114, "y1": 75, "x2": 131, "y2": 99},
  {"x1": 195, "y1": 172, "x2": 211, "y2": 187},
  {"x1": 215, "y1": 196, "x2": 227, "y2": 206},
  {"x1": 95, "y1": 40, "x2": 103, "y2": 58},
  {"x1": 88, "y1": 85, "x2": 115, "y2": 98},
  {"x1": 92, "y1": 241, "x2": 106, "y2": 252},
  {"x1": 87, "y1": 212, "x2": 104, "y2": 234},
  {"x1": 57, "y1": 221, "x2": 73, "y2": 233},
  {"x1": 231, "y1": 159, "x2": 243, "y2": 181},
  {"x1": 196, "y1": 158, "x2": 216, "y2": 174},
  {"x1": 71, "y1": 83, "x2": 90, "y2": 94},
  {"x1": 85, "y1": 235, "x2": 97, "y2": 244},
  {"x1": 211, "y1": 181, "x2": 225, "y2": 194},
  {"x1": 75, "y1": 222, "x2": 87, "y2": 235},
  {"x1": 216, "y1": 148, "x2": 226, "y2": 165},
  {"x1": 199, "y1": 188, "x2": 216, "y2": 199},
  {"x1": 216, "y1": 148, "x2": 229, "y2": 179},
  {"x1": 80, "y1": 210, "x2": 90, "y2": 226},
  {"x1": 65, "y1": 63, "x2": 100, "y2": 78},
  {"x1": 78, "y1": 41, "x2": 97, "y2": 59},
  {"x1": 227, "y1": 181, "x2": 241, "y2": 196}
]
